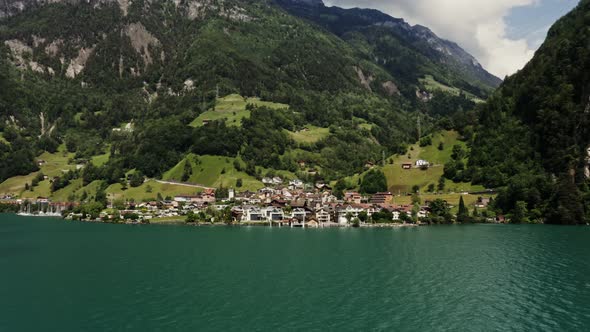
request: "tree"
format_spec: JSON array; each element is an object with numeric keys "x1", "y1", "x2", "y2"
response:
[
  {"x1": 412, "y1": 185, "x2": 420, "y2": 193},
  {"x1": 358, "y1": 211, "x2": 369, "y2": 223},
  {"x1": 438, "y1": 142, "x2": 444, "y2": 151},
  {"x1": 186, "y1": 211, "x2": 197, "y2": 223},
  {"x1": 457, "y1": 196, "x2": 470, "y2": 223},
  {"x1": 181, "y1": 160, "x2": 192, "y2": 182},
  {"x1": 129, "y1": 172, "x2": 144, "y2": 187},
  {"x1": 215, "y1": 186, "x2": 229, "y2": 200},
  {"x1": 427, "y1": 183, "x2": 436, "y2": 192},
  {"x1": 236, "y1": 178, "x2": 243, "y2": 188},
  {"x1": 511, "y1": 200, "x2": 529, "y2": 224},
  {"x1": 438, "y1": 177, "x2": 446, "y2": 192},
  {"x1": 451, "y1": 144, "x2": 466, "y2": 160},
  {"x1": 360, "y1": 169, "x2": 387, "y2": 194}
]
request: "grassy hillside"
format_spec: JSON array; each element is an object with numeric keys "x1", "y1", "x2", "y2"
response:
[
  {"x1": 0, "y1": 145, "x2": 76, "y2": 197},
  {"x1": 287, "y1": 125, "x2": 330, "y2": 144},
  {"x1": 106, "y1": 180, "x2": 202, "y2": 201},
  {"x1": 420, "y1": 75, "x2": 483, "y2": 102},
  {"x1": 190, "y1": 94, "x2": 288, "y2": 127},
  {"x1": 381, "y1": 131, "x2": 483, "y2": 193},
  {"x1": 163, "y1": 154, "x2": 265, "y2": 191}
]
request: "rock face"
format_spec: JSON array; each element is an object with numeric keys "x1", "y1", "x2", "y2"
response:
[
  {"x1": 0, "y1": 0, "x2": 122, "y2": 19},
  {"x1": 66, "y1": 46, "x2": 95, "y2": 78},
  {"x1": 353, "y1": 66, "x2": 374, "y2": 92},
  {"x1": 124, "y1": 22, "x2": 162, "y2": 67}
]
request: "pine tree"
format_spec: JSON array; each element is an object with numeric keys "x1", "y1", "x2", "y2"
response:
[{"x1": 457, "y1": 196, "x2": 470, "y2": 223}]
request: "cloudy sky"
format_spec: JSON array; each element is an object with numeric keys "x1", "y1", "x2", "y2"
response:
[{"x1": 324, "y1": 0, "x2": 578, "y2": 78}]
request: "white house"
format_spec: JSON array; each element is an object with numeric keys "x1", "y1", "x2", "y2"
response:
[
  {"x1": 337, "y1": 205, "x2": 366, "y2": 224},
  {"x1": 289, "y1": 179, "x2": 304, "y2": 189},
  {"x1": 265, "y1": 207, "x2": 284, "y2": 221},
  {"x1": 416, "y1": 160, "x2": 430, "y2": 167},
  {"x1": 316, "y1": 209, "x2": 332, "y2": 224},
  {"x1": 242, "y1": 207, "x2": 264, "y2": 222}
]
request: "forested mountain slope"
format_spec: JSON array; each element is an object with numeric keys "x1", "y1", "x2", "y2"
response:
[{"x1": 466, "y1": 0, "x2": 590, "y2": 224}]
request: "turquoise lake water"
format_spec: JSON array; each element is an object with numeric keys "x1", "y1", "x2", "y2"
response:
[{"x1": 1, "y1": 214, "x2": 590, "y2": 331}]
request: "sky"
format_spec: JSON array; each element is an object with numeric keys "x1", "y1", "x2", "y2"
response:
[{"x1": 323, "y1": 0, "x2": 578, "y2": 78}]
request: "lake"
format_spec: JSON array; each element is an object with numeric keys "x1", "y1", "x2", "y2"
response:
[{"x1": 1, "y1": 214, "x2": 590, "y2": 331}]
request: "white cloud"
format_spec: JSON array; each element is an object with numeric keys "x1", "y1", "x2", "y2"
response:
[{"x1": 324, "y1": 0, "x2": 540, "y2": 78}]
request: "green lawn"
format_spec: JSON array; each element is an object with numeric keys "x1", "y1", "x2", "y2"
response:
[
  {"x1": 37, "y1": 145, "x2": 77, "y2": 177},
  {"x1": 393, "y1": 193, "x2": 494, "y2": 211},
  {"x1": 107, "y1": 180, "x2": 204, "y2": 201},
  {"x1": 150, "y1": 216, "x2": 187, "y2": 223},
  {"x1": 163, "y1": 154, "x2": 264, "y2": 191},
  {"x1": 91, "y1": 152, "x2": 110, "y2": 167},
  {"x1": 190, "y1": 94, "x2": 288, "y2": 127},
  {"x1": 419, "y1": 75, "x2": 484, "y2": 102},
  {"x1": 0, "y1": 173, "x2": 38, "y2": 196},
  {"x1": 287, "y1": 126, "x2": 330, "y2": 144}
]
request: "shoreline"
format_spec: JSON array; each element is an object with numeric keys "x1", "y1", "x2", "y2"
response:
[{"x1": 11, "y1": 213, "x2": 422, "y2": 228}]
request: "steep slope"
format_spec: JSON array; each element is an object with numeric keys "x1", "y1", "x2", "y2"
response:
[
  {"x1": 467, "y1": 0, "x2": 590, "y2": 224},
  {"x1": 275, "y1": 0, "x2": 501, "y2": 98}
]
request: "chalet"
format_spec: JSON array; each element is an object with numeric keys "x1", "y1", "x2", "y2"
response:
[
  {"x1": 344, "y1": 192, "x2": 362, "y2": 204},
  {"x1": 370, "y1": 192, "x2": 393, "y2": 204},
  {"x1": 37, "y1": 160, "x2": 46, "y2": 167},
  {"x1": 365, "y1": 161, "x2": 375, "y2": 169},
  {"x1": 416, "y1": 160, "x2": 430, "y2": 168},
  {"x1": 402, "y1": 163, "x2": 412, "y2": 169},
  {"x1": 475, "y1": 197, "x2": 491, "y2": 208},
  {"x1": 262, "y1": 177, "x2": 273, "y2": 185},
  {"x1": 272, "y1": 177, "x2": 283, "y2": 185},
  {"x1": 202, "y1": 119, "x2": 211, "y2": 126},
  {"x1": 36, "y1": 197, "x2": 50, "y2": 204}
]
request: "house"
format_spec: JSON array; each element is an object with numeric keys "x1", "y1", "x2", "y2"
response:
[
  {"x1": 291, "y1": 208, "x2": 307, "y2": 222},
  {"x1": 289, "y1": 179, "x2": 304, "y2": 189},
  {"x1": 242, "y1": 207, "x2": 264, "y2": 222},
  {"x1": 365, "y1": 161, "x2": 375, "y2": 169},
  {"x1": 337, "y1": 205, "x2": 368, "y2": 224},
  {"x1": 202, "y1": 119, "x2": 211, "y2": 126},
  {"x1": 316, "y1": 209, "x2": 332, "y2": 224},
  {"x1": 262, "y1": 177, "x2": 273, "y2": 185},
  {"x1": 36, "y1": 197, "x2": 50, "y2": 204},
  {"x1": 265, "y1": 207, "x2": 284, "y2": 221},
  {"x1": 475, "y1": 197, "x2": 491, "y2": 208},
  {"x1": 344, "y1": 192, "x2": 362, "y2": 204},
  {"x1": 416, "y1": 160, "x2": 430, "y2": 168},
  {"x1": 272, "y1": 177, "x2": 283, "y2": 185},
  {"x1": 370, "y1": 192, "x2": 393, "y2": 204},
  {"x1": 402, "y1": 163, "x2": 412, "y2": 169}
]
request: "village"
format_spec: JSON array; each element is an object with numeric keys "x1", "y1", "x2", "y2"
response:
[{"x1": 1, "y1": 158, "x2": 495, "y2": 227}]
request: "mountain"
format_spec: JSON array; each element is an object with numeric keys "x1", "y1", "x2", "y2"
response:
[
  {"x1": 0, "y1": 0, "x2": 499, "y2": 202},
  {"x1": 465, "y1": 0, "x2": 590, "y2": 224},
  {"x1": 275, "y1": 0, "x2": 501, "y2": 96}
]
